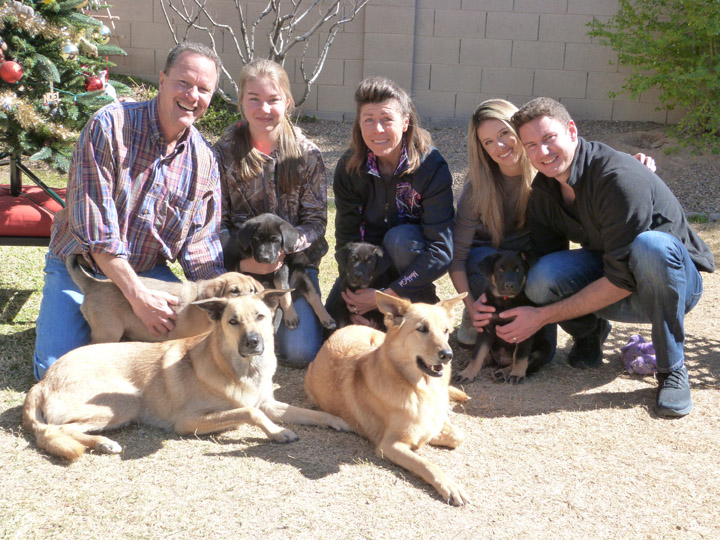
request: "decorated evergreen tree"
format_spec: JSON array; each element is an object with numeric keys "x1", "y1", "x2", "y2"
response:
[{"x1": 0, "y1": 0, "x2": 127, "y2": 171}]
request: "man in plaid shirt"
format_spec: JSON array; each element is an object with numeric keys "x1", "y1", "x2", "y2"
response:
[{"x1": 33, "y1": 42, "x2": 225, "y2": 380}]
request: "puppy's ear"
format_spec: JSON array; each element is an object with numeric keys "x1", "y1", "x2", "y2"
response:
[
  {"x1": 477, "y1": 252, "x2": 503, "y2": 278},
  {"x1": 439, "y1": 293, "x2": 467, "y2": 318},
  {"x1": 259, "y1": 288, "x2": 293, "y2": 311},
  {"x1": 373, "y1": 246, "x2": 392, "y2": 275},
  {"x1": 376, "y1": 290, "x2": 411, "y2": 328},
  {"x1": 279, "y1": 220, "x2": 300, "y2": 252},
  {"x1": 236, "y1": 222, "x2": 257, "y2": 252},
  {"x1": 335, "y1": 244, "x2": 351, "y2": 273},
  {"x1": 192, "y1": 298, "x2": 228, "y2": 320}
]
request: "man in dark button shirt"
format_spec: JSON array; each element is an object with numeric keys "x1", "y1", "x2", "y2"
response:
[{"x1": 484, "y1": 97, "x2": 714, "y2": 417}]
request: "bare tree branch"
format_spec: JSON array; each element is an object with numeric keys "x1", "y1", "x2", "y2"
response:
[{"x1": 157, "y1": 0, "x2": 369, "y2": 107}]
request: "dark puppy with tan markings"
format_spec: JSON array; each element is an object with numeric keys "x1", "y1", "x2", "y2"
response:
[
  {"x1": 330, "y1": 242, "x2": 394, "y2": 329},
  {"x1": 223, "y1": 213, "x2": 336, "y2": 331},
  {"x1": 454, "y1": 251, "x2": 551, "y2": 384}
]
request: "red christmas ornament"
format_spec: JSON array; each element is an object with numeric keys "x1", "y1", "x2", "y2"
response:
[
  {"x1": 84, "y1": 75, "x2": 104, "y2": 91},
  {"x1": 0, "y1": 60, "x2": 23, "y2": 83}
]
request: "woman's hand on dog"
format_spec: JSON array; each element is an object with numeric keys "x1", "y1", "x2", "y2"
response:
[
  {"x1": 238, "y1": 254, "x2": 285, "y2": 275},
  {"x1": 469, "y1": 293, "x2": 495, "y2": 331}
]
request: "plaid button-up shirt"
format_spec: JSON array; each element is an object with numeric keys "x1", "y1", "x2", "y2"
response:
[{"x1": 50, "y1": 98, "x2": 225, "y2": 280}]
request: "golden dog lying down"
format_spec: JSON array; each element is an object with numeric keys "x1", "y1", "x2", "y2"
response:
[
  {"x1": 305, "y1": 291, "x2": 470, "y2": 505},
  {"x1": 24, "y1": 291, "x2": 349, "y2": 461}
]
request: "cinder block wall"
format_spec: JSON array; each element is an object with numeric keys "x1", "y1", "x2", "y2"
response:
[{"x1": 108, "y1": 0, "x2": 673, "y2": 126}]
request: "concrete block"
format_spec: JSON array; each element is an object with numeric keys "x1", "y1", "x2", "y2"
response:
[
  {"x1": 411, "y1": 90, "x2": 457, "y2": 120},
  {"x1": 365, "y1": 5, "x2": 416, "y2": 35},
  {"x1": 414, "y1": 36, "x2": 461, "y2": 63},
  {"x1": 486, "y1": 12, "x2": 539, "y2": 40},
  {"x1": 415, "y1": 9, "x2": 435, "y2": 36},
  {"x1": 612, "y1": 101, "x2": 668, "y2": 123},
  {"x1": 113, "y1": 47, "x2": 157, "y2": 78},
  {"x1": 561, "y1": 98, "x2": 613, "y2": 120},
  {"x1": 461, "y1": 0, "x2": 514, "y2": 11},
  {"x1": 364, "y1": 34, "x2": 415, "y2": 62},
  {"x1": 533, "y1": 70, "x2": 588, "y2": 99},
  {"x1": 108, "y1": 21, "x2": 131, "y2": 48},
  {"x1": 456, "y1": 92, "x2": 500, "y2": 119},
  {"x1": 460, "y1": 39, "x2": 512, "y2": 67},
  {"x1": 514, "y1": 0, "x2": 568, "y2": 14},
  {"x1": 108, "y1": 1, "x2": 151, "y2": 21},
  {"x1": 480, "y1": 67, "x2": 534, "y2": 95},
  {"x1": 568, "y1": 0, "x2": 620, "y2": 16},
  {"x1": 418, "y1": 0, "x2": 462, "y2": 9},
  {"x1": 586, "y1": 72, "x2": 629, "y2": 101},
  {"x1": 344, "y1": 59, "x2": 364, "y2": 86},
  {"x1": 292, "y1": 82, "x2": 318, "y2": 111},
  {"x1": 317, "y1": 84, "x2": 357, "y2": 112},
  {"x1": 511, "y1": 41, "x2": 566, "y2": 70},
  {"x1": 564, "y1": 43, "x2": 617, "y2": 71},
  {"x1": 327, "y1": 32, "x2": 364, "y2": 60},
  {"x1": 315, "y1": 58, "x2": 345, "y2": 86},
  {"x1": 362, "y1": 61, "x2": 414, "y2": 90},
  {"x1": 539, "y1": 14, "x2": 595, "y2": 43},
  {"x1": 413, "y1": 64, "x2": 432, "y2": 91},
  {"x1": 131, "y1": 22, "x2": 176, "y2": 50},
  {"x1": 431, "y1": 65, "x2": 483, "y2": 92},
  {"x1": 366, "y1": 0, "x2": 415, "y2": 6},
  {"x1": 434, "y1": 10, "x2": 486, "y2": 39}
]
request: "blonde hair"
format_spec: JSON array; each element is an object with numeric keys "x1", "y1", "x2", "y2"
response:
[
  {"x1": 346, "y1": 77, "x2": 432, "y2": 176},
  {"x1": 467, "y1": 99, "x2": 535, "y2": 247},
  {"x1": 230, "y1": 59, "x2": 302, "y2": 193}
]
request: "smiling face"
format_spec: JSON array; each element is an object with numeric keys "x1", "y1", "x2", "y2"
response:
[
  {"x1": 518, "y1": 116, "x2": 578, "y2": 182},
  {"x1": 240, "y1": 75, "x2": 288, "y2": 149},
  {"x1": 359, "y1": 99, "x2": 409, "y2": 170},
  {"x1": 157, "y1": 51, "x2": 217, "y2": 144},
  {"x1": 476, "y1": 118, "x2": 523, "y2": 176}
]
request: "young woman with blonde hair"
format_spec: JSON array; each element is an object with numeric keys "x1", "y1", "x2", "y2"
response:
[{"x1": 214, "y1": 59, "x2": 328, "y2": 366}]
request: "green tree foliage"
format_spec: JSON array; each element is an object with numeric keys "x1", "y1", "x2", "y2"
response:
[
  {"x1": 0, "y1": 0, "x2": 127, "y2": 170},
  {"x1": 588, "y1": 0, "x2": 720, "y2": 151}
]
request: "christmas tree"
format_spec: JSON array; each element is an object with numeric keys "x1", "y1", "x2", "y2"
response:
[{"x1": 0, "y1": 0, "x2": 127, "y2": 171}]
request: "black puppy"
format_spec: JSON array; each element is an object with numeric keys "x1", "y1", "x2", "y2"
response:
[
  {"x1": 330, "y1": 242, "x2": 394, "y2": 329},
  {"x1": 454, "y1": 251, "x2": 550, "y2": 385},
  {"x1": 224, "y1": 213, "x2": 336, "y2": 331}
]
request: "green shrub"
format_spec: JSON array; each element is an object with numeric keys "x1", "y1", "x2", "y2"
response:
[{"x1": 588, "y1": 0, "x2": 720, "y2": 152}]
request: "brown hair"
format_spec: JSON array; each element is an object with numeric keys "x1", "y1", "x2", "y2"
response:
[
  {"x1": 230, "y1": 59, "x2": 302, "y2": 194},
  {"x1": 467, "y1": 99, "x2": 535, "y2": 247},
  {"x1": 163, "y1": 41, "x2": 222, "y2": 90},
  {"x1": 511, "y1": 97, "x2": 572, "y2": 133},
  {"x1": 346, "y1": 77, "x2": 432, "y2": 176}
]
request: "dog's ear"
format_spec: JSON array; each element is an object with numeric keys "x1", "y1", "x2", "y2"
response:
[
  {"x1": 477, "y1": 252, "x2": 503, "y2": 278},
  {"x1": 192, "y1": 297, "x2": 229, "y2": 321},
  {"x1": 235, "y1": 222, "x2": 257, "y2": 252},
  {"x1": 279, "y1": 220, "x2": 300, "y2": 252},
  {"x1": 335, "y1": 244, "x2": 351, "y2": 273},
  {"x1": 259, "y1": 288, "x2": 293, "y2": 311},
  {"x1": 376, "y1": 290, "x2": 411, "y2": 329},
  {"x1": 439, "y1": 293, "x2": 467, "y2": 318},
  {"x1": 373, "y1": 246, "x2": 392, "y2": 275}
]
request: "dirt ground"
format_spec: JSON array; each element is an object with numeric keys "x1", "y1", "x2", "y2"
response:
[{"x1": 1, "y1": 120, "x2": 718, "y2": 539}]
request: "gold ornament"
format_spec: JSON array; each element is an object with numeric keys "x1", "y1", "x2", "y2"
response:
[
  {"x1": 94, "y1": 24, "x2": 111, "y2": 45},
  {"x1": 60, "y1": 42, "x2": 79, "y2": 61}
]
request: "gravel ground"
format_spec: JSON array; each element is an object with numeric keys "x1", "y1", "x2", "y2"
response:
[{"x1": 300, "y1": 118, "x2": 720, "y2": 215}]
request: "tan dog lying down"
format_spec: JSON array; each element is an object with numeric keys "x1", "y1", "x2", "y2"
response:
[
  {"x1": 23, "y1": 291, "x2": 350, "y2": 461},
  {"x1": 305, "y1": 291, "x2": 470, "y2": 505},
  {"x1": 66, "y1": 254, "x2": 262, "y2": 343}
]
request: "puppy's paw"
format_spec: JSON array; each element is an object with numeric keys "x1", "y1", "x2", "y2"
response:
[
  {"x1": 453, "y1": 369, "x2": 477, "y2": 384},
  {"x1": 439, "y1": 478, "x2": 470, "y2": 506},
  {"x1": 283, "y1": 315, "x2": 300, "y2": 329},
  {"x1": 269, "y1": 428, "x2": 299, "y2": 443},
  {"x1": 95, "y1": 438, "x2": 122, "y2": 454},
  {"x1": 506, "y1": 374, "x2": 527, "y2": 385},
  {"x1": 321, "y1": 317, "x2": 337, "y2": 330}
]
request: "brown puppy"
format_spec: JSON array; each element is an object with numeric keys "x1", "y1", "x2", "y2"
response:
[
  {"x1": 66, "y1": 254, "x2": 263, "y2": 343},
  {"x1": 305, "y1": 291, "x2": 470, "y2": 506},
  {"x1": 23, "y1": 291, "x2": 350, "y2": 462}
]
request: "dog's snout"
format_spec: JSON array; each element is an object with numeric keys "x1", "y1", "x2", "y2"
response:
[
  {"x1": 438, "y1": 348, "x2": 453, "y2": 364},
  {"x1": 240, "y1": 332, "x2": 264, "y2": 355}
]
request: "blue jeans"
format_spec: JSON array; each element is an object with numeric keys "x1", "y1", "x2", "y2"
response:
[
  {"x1": 466, "y1": 245, "x2": 557, "y2": 361},
  {"x1": 275, "y1": 268, "x2": 324, "y2": 367},
  {"x1": 525, "y1": 231, "x2": 703, "y2": 373},
  {"x1": 33, "y1": 253, "x2": 182, "y2": 380}
]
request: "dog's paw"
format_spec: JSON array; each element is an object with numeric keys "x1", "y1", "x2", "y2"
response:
[
  {"x1": 439, "y1": 478, "x2": 471, "y2": 506},
  {"x1": 95, "y1": 438, "x2": 122, "y2": 454},
  {"x1": 506, "y1": 374, "x2": 527, "y2": 385},
  {"x1": 493, "y1": 368, "x2": 526, "y2": 385},
  {"x1": 452, "y1": 370, "x2": 477, "y2": 384},
  {"x1": 269, "y1": 427, "x2": 299, "y2": 444},
  {"x1": 283, "y1": 315, "x2": 300, "y2": 329},
  {"x1": 321, "y1": 317, "x2": 337, "y2": 330},
  {"x1": 327, "y1": 416, "x2": 352, "y2": 432}
]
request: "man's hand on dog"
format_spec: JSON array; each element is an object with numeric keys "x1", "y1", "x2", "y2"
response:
[
  {"x1": 128, "y1": 286, "x2": 179, "y2": 337},
  {"x1": 239, "y1": 254, "x2": 286, "y2": 275},
  {"x1": 471, "y1": 294, "x2": 544, "y2": 344}
]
